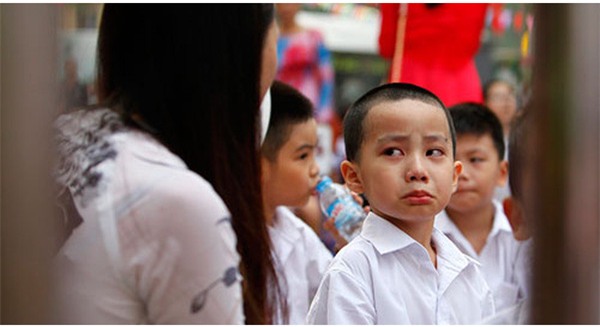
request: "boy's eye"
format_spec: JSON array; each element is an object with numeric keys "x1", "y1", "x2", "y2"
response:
[
  {"x1": 299, "y1": 149, "x2": 316, "y2": 160},
  {"x1": 426, "y1": 149, "x2": 444, "y2": 157},
  {"x1": 383, "y1": 148, "x2": 403, "y2": 157},
  {"x1": 470, "y1": 157, "x2": 484, "y2": 163}
]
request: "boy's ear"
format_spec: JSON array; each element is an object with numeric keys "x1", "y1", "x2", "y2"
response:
[
  {"x1": 340, "y1": 160, "x2": 364, "y2": 194},
  {"x1": 497, "y1": 160, "x2": 509, "y2": 187},
  {"x1": 451, "y1": 160, "x2": 463, "y2": 194}
]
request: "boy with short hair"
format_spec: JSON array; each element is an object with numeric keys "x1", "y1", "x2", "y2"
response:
[
  {"x1": 435, "y1": 102, "x2": 526, "y2": 312},
  {"x1": 307, "y1": 83, "x2": 494, "y2": 324},
  {"x1": 261, "y1": 81, "x2": 333, "y2": 324}
]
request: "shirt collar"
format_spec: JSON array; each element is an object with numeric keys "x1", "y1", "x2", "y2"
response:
[
  {"x1": 489, "y1": 200, "x2": 513, "y2": 237},
  {"x1": 360, "y1": 212, "x2": 417, "y2": 255},
  {"x1": 435, "y1": 200, "x2": 513, "y2": 238},
  {"x1": 431, "y1": 227, "x2": 478, "y2": 271},
  {"x1": 361, "y1": 212, "x2": 478, "y2": 270},
  {"x1": 432, "y1": 227, "x2": 481, "y2": 294}
]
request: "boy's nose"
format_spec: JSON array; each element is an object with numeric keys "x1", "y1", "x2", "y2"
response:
[
  {"x1": 310, "y1": 162, "x2": 320, "y2": 178},
  {"x1": 405, "y1": 156, "x2": 429, "y2": 183},
  {"x1": 457, "y1": 164, "x2": 470, "y2": 181},
  {"x1": 407, "y1": 171, "x2": 428, "y2": 182}
]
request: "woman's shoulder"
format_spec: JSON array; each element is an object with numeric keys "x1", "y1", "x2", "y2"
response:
[
  {"x1": 152, "y1": 169, "x2": 228, "y2": 215},
  {"x1": 115, "y1": 136, "x2": 229, "y2": 222}
]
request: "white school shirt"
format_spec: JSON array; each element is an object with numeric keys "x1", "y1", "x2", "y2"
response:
[
  {"x1": 54, "y1": 109, "x2": 243, "y2": 324},
  {"x1": 306, "y1": 212, "x2": 495, "y2": 324},
  {"x1": 513, "y1": 238, "x2": 533, "y2": 298},
  {"x1": 483, "y1": 299, "x2": 530, "y2": 324},
  {"x1": 435, "y1": 200, "x2": 526, "y2": 311},
  {"x1": 269, "y1": 206, "x2": 333, "y2": 324}
]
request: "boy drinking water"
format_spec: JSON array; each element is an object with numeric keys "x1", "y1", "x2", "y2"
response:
[
  {"x1": 307, "y1": 83, "x2": 494, "y2": 324},
  {"x1": 435, "y1": 103, "x2": 526, "y2": 311},
  {"x1": 261, "y1": 81, "x2": 333, "y2": 324}
]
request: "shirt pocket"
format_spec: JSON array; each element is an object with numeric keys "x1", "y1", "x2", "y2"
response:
[{"x1": 493, "y1": 282, "x2": 520, "y2": 311}]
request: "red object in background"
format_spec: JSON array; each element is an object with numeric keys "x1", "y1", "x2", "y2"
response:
[
  {"x1": 513, "y1": 10, "x2": 524, "y2": 32},
  {"x1": 379, "y1": 3, "x2": 488, "y2": 107},
  {"x1": 490, "y1": 3, "x2": 504, "y2": 35}
]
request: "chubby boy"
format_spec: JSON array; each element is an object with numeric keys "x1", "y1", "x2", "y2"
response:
[
  {"x1": 435, "y1": 103, "x2": 526, "y2": 311},
  {"x1": 307, "y1": 83, "x2": 494, "y2": 324},
  {"x1": 261, "y1": 81, "x2": 333, "y2": 324}
]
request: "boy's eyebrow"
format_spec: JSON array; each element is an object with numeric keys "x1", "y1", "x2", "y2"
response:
[
  {"x1": 295, "y1": 143, "x2": 316, "y2": 152},
  {"x1": 464, "y1": 147, "x2": 490, "y2": 155},
  {"x1": 423, "y1": 134, "x2": 450, "y2": 143},
  {"x1": 376, "y1": 134, "x2": 449, "y2": 144},
  {"x1": 376, "y1": 134, "x2": 409, "y2": 144}
]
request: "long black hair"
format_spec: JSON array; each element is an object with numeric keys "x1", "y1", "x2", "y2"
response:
[{"x1": 97, "y1": 4, "x2": 281, "y2": 324}]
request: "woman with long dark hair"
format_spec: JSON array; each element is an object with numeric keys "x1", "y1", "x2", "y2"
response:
[{"x1": 54, "y1": 4, "x2": 283, "y2": 324}]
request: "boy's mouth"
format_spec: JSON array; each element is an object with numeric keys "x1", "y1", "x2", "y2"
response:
[{"x1": 402, "y1": 190, "x2": 433, "y2": 205}]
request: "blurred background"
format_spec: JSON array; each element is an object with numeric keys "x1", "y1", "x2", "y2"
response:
[
  {"x1": 1, "y1": 3, "x2": 598, "y2": 323},
  {"x1": 54, "y1": 3, "x2": 533, "y2": 115},
  {"x1": 53, "y1": 3, "x2": 535, "y2": 180}
]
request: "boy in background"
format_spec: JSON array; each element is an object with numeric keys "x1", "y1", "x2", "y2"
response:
[
  {"x1": 261, "y1": 81, "x2": 333, "y2": 324},
  {"x1": 307, "y1": 83, "x2": 494, "y2": 324},
  {"x1": 502, "y1": 108, "x2": 533, "y2": 302},
  {"x1": 485, "y1": 108, "x2": 533, "y2": 324},
  {"x1": 435, "y1": 103, "x2": 526, "y2": 312}
]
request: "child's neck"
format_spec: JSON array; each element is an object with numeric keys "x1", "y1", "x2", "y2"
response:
[
  {"x1": 263, "y1": 201, "x2": 276, "y2": 227},
  {"x1": 376, "y1": 210, "x2": 437, "y2": 268},
  {"x1": 445, "y1": 202, "x2": 495, "y2": 255}
]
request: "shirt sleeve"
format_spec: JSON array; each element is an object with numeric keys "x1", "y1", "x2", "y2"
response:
[
  {"x1": 121, "y1": 172, "x2": 243, "y2": 324},
  {"x1": 306, "y1": 267, "x2": 375, "y2": 324}
]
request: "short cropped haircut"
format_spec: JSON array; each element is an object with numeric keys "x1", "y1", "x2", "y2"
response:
[
  {"x1": 508, "y1": 108, "x2": 530, "y2": 201},
  {"x1": 262, "y1": 81, "x2": 315, "y2": 162},
  {"x1": 449, "y1": 102, "x2": 506, "y2": 161},
  {"x1": 344, "y1": 83, "x2": 455, "y2": 162},
  {"x1": 483, "y1": 78, "x2": 515, "y2": 101}
]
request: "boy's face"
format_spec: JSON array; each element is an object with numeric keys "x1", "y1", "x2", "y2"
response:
[
  {"x1": 446, "y1": 134, "x2": 508, "y2": 214},
  {"x1": 342, "y1": 99, "x2": 462, "y2": 225},
  {"x1": 262, "y1": 118, "x2": 320, "y2": 209}
]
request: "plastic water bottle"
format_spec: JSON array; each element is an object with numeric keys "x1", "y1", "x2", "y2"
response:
[{"x1": 316, "y1": 176, "x2": 366, "y2": 241}]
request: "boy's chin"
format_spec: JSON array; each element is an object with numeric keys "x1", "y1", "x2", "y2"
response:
[
  {"x1": 290, "y1": 195, "x2": 313, "y2": 210},
  {"x1": 447, "y1": 196, "x2": 482, "y2": 212},
  {"x1": 375, "y1": 207, "x2": 439, "y2": 223}
]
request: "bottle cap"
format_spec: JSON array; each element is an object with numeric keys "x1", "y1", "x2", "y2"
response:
[{"x1": 315, "y1": 176, "x2": 333, "y2": 194}]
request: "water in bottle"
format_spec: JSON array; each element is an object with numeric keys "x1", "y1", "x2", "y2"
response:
[{"x1": 316, "y1": 176, "x2": 366, "y2": 241}]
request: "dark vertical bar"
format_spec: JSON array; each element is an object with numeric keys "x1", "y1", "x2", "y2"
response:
[
  {"x1": 530, "y1": 3, "x2": 570, "y2": 324},
  {"x1": 1, "y1": 4, "x2": 59, "y2": 323},
  {"x1": 563, "y1": 4, "x2": 600, "y2": 323},
  {"x1": 531, "y1": 4, "x2": 600, "y2": 324}
]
